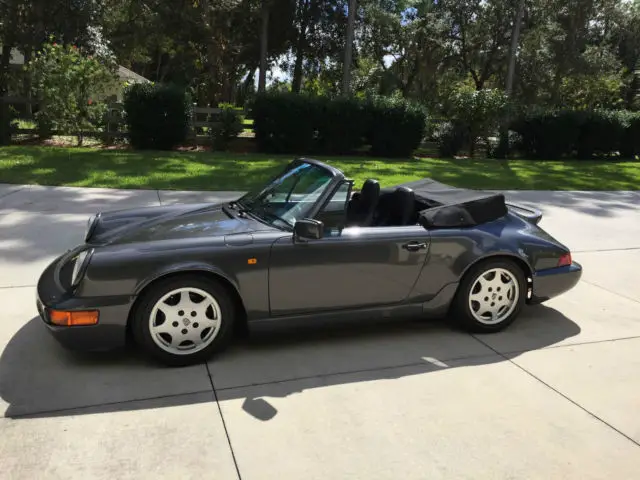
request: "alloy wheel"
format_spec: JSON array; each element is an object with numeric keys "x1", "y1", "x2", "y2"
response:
[{"x1": 148, "y1": 287, "x2": 222, "y2": 355}]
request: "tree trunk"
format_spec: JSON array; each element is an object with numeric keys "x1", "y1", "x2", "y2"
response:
[
  {"x1": 505, "y1": 0, "x2": 525, "y2": 96},
  {"x1": 498, "y1": 0, "x2": 526, "y2": 158},
  {"x1": 291, "y1": 35, "x2": 305, "y2": 93},
  {"x1": 258, "y1": 0, "x2": 270, "y2": 93},
  {"x1": 342, "y1": 0, "x2": 357, "y2": 95},
  {"x1": 291, "y1": 0, "x2": 310, "y2": 94},
  {"x1": 0, "y1": 45, "x2": 12, "y2": 145},
  {"x1": 23, "y1": 45, "x2": 33, "y2": 118}
]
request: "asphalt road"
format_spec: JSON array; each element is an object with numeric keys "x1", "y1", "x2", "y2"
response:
[{"x1": 1, "y1": 184, "x2": 639, "y2": 480}]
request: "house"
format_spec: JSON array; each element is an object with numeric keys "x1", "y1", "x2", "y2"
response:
[
  {"x1": 1, "y1": 45, "x2": 150, "y2": 102},
  {"x1": 109, "y1": 65, "x2": 151, "y2": 102}
]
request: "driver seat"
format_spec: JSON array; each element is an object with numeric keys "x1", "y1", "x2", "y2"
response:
[{"x1": 346, "y1": 179, "x2": 380, "y2": 226}]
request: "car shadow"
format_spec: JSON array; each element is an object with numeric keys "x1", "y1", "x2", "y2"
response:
[{"x1": 0, "y1": 305, "x2": 581, "y2": 420}]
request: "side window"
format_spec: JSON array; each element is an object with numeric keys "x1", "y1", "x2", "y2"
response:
[{"x1": 315, "y1": 182, "x2": 351, "y2": 236}]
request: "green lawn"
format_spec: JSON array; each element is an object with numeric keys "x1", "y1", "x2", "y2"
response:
[{"x1": 0, "y1": 146, "x2": 638, "y2": 191}]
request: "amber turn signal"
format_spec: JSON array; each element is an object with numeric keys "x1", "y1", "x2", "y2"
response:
[{"x1": 49, "y1": 309, "x2": 99, "y2": 326}]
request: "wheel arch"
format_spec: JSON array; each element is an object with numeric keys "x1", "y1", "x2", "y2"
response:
[
  {"x1": 461, "y1": 252, "x2": 533, "y2": 281},
  {"x1": 126, "y1": 267, "x2": 248, "y2": 342}
]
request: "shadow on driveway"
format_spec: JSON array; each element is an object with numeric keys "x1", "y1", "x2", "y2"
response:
[{"x1": 0, "y1": 305, "x2": 580, "y2": 420}]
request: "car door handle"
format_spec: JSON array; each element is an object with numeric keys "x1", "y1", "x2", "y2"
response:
[{"x1": 402, "y1": 241, "x2": 427, "y2": 252}]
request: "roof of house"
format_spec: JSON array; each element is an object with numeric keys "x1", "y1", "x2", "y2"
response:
[{"x1": 117, "y1": 65, "x2": 151, "y2": 84}]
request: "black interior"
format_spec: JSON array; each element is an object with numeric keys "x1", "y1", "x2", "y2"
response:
[
  {"x1": 345, "y1": 179, "x2": 380, "y2": 227},
  {"x1": 345, "y1": 181, "x2": 440, "y2": 228},
  {"x1": 336, "y1": 177, "x2": 508, "y2": 230}
]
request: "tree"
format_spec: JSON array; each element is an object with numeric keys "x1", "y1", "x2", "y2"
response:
[{"x1": 29, "y1": 40, "x2": 118, "y2": 145}]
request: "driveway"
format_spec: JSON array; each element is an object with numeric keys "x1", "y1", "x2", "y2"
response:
[{"x1": 1, "y1": 184, "x2": 639, "y2": 479}]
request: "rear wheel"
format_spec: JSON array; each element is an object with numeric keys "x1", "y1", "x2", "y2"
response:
[
  {"x1": 131, "y1": 275, "x2": 236, "y2": 366},
  {"x1": 452, "y1": 258, "x2": 526, "y2": 333}
]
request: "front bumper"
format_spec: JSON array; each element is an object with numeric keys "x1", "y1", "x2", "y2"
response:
[
  {"x1": 36, "y1": 253, "x2": 133, "y2": 352},
  {"x1": 529, "y1": 261, "x2": 582, "y2": 304}
]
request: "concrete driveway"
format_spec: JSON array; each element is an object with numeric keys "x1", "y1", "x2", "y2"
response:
[{"x1": 1, "y1": 184, "x2": 639, "y2": 479}]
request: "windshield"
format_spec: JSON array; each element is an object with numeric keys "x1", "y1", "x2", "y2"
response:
[{"x1": 238, "y1": 161, "x2": 335, "y2": 229}]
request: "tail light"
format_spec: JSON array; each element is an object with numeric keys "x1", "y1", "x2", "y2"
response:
[{"x1": 558, "y1": 252, "x2": 572, "y2": 267}]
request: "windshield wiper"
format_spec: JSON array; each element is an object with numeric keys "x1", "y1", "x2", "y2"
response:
[{"x1": 249, "y1": 205, "x2": 292, "y2": 229}]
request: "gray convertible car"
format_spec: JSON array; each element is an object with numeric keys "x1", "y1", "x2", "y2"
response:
[{"x1": 36, "y1": 157, "x2": 582, "y2": 366}]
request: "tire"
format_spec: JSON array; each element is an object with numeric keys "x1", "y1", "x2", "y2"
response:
[
  {"x1": 451, "y1": 258, "x2": 527, "y2": 333},
  {"x1": 131, "y1": 274, "x2": 236, "y2": 366}
]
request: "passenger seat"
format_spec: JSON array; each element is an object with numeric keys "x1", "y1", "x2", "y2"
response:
[
  {"x1": 346, "y1": 179, "x2": 380, "y2": 226},
  {"x1": 374, "y1": 187, "x2": 415, "y2": 226}
]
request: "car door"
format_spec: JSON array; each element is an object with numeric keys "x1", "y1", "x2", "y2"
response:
[{"x1": 268, "y1": 223, "x2": 431, "y2": 316}]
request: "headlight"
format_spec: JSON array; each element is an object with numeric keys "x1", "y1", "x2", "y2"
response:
[
  {"x1": 84, "y1": 213, "x2": 100, "y2": 242},
  {"x1": 71, "y1": 249, "x2": 93, "y2": 287}
]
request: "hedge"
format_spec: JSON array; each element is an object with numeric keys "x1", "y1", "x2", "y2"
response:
[
  {"x1": 510, "y1": 109, "x2": 640, "y2": 160},
  {"x1": 365, "y1": 96, "x2": 427, "y2": 157},
  {"x1": 251, "y1": 92, "x2": 426, "y2": 157},
  {"x1": 124, "y1": 83, "x2": 191, "y2": 150}
]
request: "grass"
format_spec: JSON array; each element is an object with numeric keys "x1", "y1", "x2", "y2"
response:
[{"x1": 0, "y1": 145, "x2": 638, "y2": 192}]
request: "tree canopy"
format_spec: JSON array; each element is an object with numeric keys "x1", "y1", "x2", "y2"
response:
[{"x1": 1, "y1": 0, "x2": 639, "y2": 109}]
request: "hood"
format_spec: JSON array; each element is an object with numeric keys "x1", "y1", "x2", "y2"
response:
[{"x1": 87, "y1": 202, "x2": 276, "y2": 245}]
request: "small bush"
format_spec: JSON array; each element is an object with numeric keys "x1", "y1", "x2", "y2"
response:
[
  {"x1": 0, "y1": 105, "x2": 19, "y2": 145},
  {"x1": 210, "y1": 103, "x2": 244, "y2": 151},
  {"x1": 124, "y1": 83, "x2": 191, "y2": 150},
  {"x1": 365, "y1": 95, "x2": 427, "y2": 157}
]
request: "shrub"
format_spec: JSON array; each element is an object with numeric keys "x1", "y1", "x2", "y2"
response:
[
  {"x1": 365, "y1": 95, "x2": 427, "y2": 157},
  {"x1": 210, "y1": 103, "x2": 244, "y2": 151},
  {"x1": 444, "y1": 87, "x2": 511, "y2": 156},
  {"x1": 436, "y1": 121, "x2": 469, "y2": 158},
  {"x1": 315, "y1": 96, "x2": 369, "y2": 155},
  {"x1": 510, "y1": 109, "x2": 583, "y2": 159},
  {"x1": 510, "y1": 108, "x2": 640, "y2": 160},
  {"x1": 29, "y1": 40, "x2": 117, "y2": 145},
  {"x1": 576, "y1": 110, "x2": 626, "y2": 159},
  {"x1": 251, "y1": 92, "x2": 426, "y2": 157},
  {"x1": 251, "y1": 92, "x2": 321, "y2": 154},
  {"x1": 124, "y1": 83, "x2": 191, "y2": 150},
  {"x1": 620, "y1": 112, "x2": 640, "y2": 159},
  {"x1": 0, "y1": 105, "x2": 19, "y2": 145}
]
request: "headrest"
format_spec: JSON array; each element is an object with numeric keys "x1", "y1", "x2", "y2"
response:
[
  {"x1": 360, "y1": 179, "x2": 380, "y2": 200},
  {"x1": 393, "y1": 186, "x2": 414, "y2": 203}
]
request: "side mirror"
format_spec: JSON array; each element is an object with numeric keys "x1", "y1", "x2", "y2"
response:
[{"x1": 293, "y1": 218, "x2": 323, "y2": 241}]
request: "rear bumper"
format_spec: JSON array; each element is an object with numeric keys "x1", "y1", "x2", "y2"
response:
[
  {"x1": 36, "y1": 255, "x2": 132, "y2": 352},
  {"x1": 529, "y1": 262, "x2": 582, "y2": 304}
]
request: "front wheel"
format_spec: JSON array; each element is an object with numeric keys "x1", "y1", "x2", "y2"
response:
[
  {"x1": 131, "y1": 275, "x2": 236, "y2": 366},
  {"x1": 452, "y1": 259, "x2": 526, "y2": 333}
]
